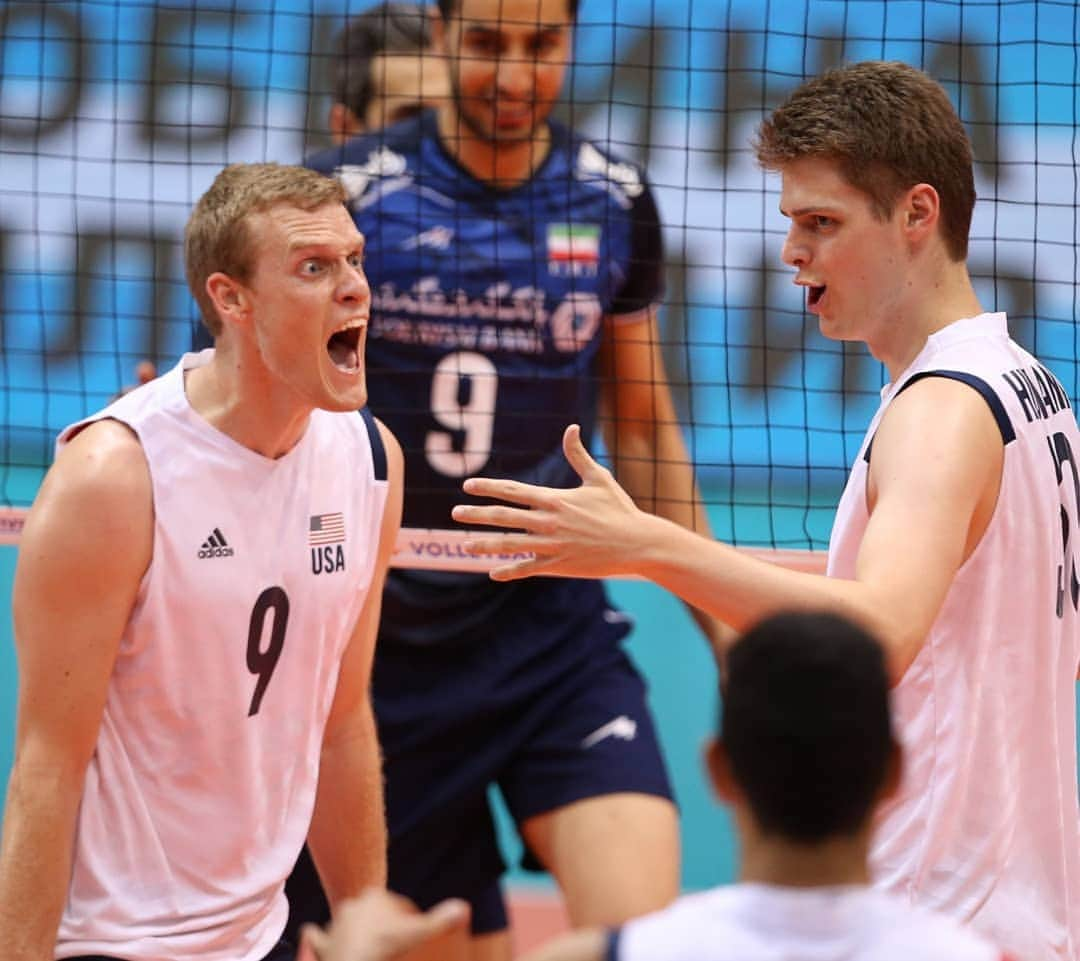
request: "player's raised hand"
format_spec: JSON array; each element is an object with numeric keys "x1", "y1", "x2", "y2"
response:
[
  {"x1": 298, "y1": 889, "x2": 469, "y2": 961},
  {"x1": 453, "y1": 424, "x2": 659, "y2": 581}
]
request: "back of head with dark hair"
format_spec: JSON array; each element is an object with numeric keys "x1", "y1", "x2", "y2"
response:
[
  {"x1": 436, "y1": 0, "x2": 581, "y2": 20},
  {"x1": 754, "y1": 60, "x2": 975, "y2": 261},
  {"x1": 721, "y1": 611, "x2": 895, "y2": 844},
  {"x1": 335, "y1": 3, "x2": 434, "y2": 117}
]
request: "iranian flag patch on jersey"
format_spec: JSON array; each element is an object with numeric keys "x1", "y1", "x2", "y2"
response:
[{"x1": 547, "y1": 223, "x2": 600, "y2": 265}]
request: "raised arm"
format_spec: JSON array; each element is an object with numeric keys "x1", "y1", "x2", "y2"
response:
[
  {"x1": 456, "y1": 377, "x2": 1003, "y2": 681},
  {"x1": 0, "y1": 421, "x2": 153, "y2": 960},
  {"x1": 306, "y1": 419, "x2": 404, "y2": 907},
  {"x1": 599, "y1": 309, "x2": 731, "y2": 654}
]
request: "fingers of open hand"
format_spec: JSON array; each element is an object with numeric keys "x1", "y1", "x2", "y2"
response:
[
  {"x1": 488, "y1": 555, "x2": 560, "y2": 581},
  {"x1": 298, "y1": 924, "x2": 328, "y2": 961},
  {"x1": 562, "y1": 424, "x2": 604, "y2": 480},
  {"x1": 452, "y1": 502, "x2": 557, "y2": 535},
  {"x1": 461, "y1": 533, "x2": 554, "y2": 557},
  {"x1": 417, "y1": 898, "x2": 470, "y2": 939},
  {"x1": 462, "y1": 476, "x2": 554, "y2": 508}
]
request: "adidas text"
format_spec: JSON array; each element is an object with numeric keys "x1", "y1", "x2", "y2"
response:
[{"x1": 198, "y1": 545, "x2": 235, "y2": 559}]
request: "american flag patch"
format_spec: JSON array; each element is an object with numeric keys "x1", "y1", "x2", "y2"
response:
[{"x1": 309, "y1": 513, "x2": 346, "y2": 545}]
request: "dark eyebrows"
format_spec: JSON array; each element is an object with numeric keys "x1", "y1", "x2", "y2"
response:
[
  {"x1": 461, "y1": 21, "x2": 565, "y2": 38},
  {"x1": 461, "y1": 23, "x2": 500, "y2": 38}
]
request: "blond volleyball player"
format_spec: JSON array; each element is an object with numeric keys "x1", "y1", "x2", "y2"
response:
[
  {"x1": 455, "y1": 61, "x2": 1080, "y2": 959},
  {"x1": 0, "y1": 163, "x2": 404, "y2": 961}
]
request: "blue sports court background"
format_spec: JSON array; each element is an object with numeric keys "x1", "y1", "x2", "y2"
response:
[{"x1": 2, "y1": 0, "x2": 1080, "y2": 893}]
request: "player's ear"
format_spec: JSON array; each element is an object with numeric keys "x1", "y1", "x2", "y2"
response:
[
  {"x1": 878, "y1": 738, "x2": 903, "y2": 804},
  {"x1": 429, "y1": 3, "x2": 447, "y2": 54},
  {"x1": 704, "y1": 737, "x2": 740, "y2": 803},
  {"x1": 205, "y1": 272, "x2": 252, "y2": 332},
  {"x1": 901, "y1": 182, "x2": 940, "y2": 247}
]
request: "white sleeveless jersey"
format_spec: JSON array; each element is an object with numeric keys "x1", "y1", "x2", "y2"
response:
[
  {"x1": 53, "y1": 351, "x2": 390, "y2": 961},
  {"x1": 613, "y1": 883, "x2": 1006, "y2": 961},
  {"x1": 828, "y1": 314, "x2": 1080, "y2": 960}
]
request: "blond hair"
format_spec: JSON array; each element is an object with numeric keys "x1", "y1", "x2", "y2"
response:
[{"x1": 184, "y1": 163, "x2": 347, "y2": 336}]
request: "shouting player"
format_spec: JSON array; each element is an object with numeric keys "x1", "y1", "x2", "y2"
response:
[{"x1": 0, "y1": 163, "x2": 403, "y2": 961}]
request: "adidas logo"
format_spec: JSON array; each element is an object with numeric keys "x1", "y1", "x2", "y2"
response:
[{"x1": 197, "y1": 528, "x2": 234, "y2": 559}]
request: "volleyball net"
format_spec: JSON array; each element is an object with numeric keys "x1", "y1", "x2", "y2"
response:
[{"x1": 1, "y1": 0, "x2": 1076, "y2": 571}]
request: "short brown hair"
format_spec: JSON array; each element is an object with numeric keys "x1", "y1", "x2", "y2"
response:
[
  {"x1": 184, "y1": 163, "x2": 347, "y2": 336},
  {"x1": 754, "y1": 61, "x2": 975, "y2": 261}
]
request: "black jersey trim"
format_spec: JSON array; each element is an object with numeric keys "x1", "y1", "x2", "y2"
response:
[
  {"x1": 863, "y1": 369, "x2": 1016, "y2": 463},
  {"x1": 359, "y1": 407, "x2": 388, "y2": 481},
  {"x1": 605, "y1": 928, "x2": 622, "y2": 961}
]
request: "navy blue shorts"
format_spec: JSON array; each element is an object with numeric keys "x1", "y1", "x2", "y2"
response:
[
  {"x1": 374, "y1": 586, "x2": 672, "y2": 934},
  {"x1": 285, "y1": 582, "x2": 674, "y2": 937}
]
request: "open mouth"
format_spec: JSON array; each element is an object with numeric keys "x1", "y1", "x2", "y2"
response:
[
  {"x1": 807, "y1": 285, "x2": 826, "y2": 308},
  {"x1": 327, "y1": 325, "x2": 362, "y2": 373}
]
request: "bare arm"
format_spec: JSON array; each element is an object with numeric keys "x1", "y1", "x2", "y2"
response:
[
  {"x1": 307, "y1": 420, "x2": 404, "y2": 907},
  {"x1": 455, "y1": 378, "x2": 1002, "y2": 681},
  {"x1": 0, "y1": 421, "x2": 152, "y2": 960},
  {"x1": 599, "y1": 310, "x2": 732, "y2": 655}
]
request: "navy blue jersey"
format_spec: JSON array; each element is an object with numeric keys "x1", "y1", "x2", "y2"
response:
[{"x1": 307, "y1": 112, "x2": 662, "y2": 644}]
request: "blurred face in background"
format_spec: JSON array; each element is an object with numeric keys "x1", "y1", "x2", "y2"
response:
[
  {"x1": 331, "y1": 51, "x2": 450, "y2": 142},
  {"x1": 438, "y1": 0, "x2": 572, "y2": 146}
]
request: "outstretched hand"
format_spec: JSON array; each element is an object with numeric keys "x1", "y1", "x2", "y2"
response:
[
  {"x1": 297, "y1": 889, "x2": 469, "y2": 961},
  {"x1": 452, "y1": 424, "x2": 655, "y2": 581}
]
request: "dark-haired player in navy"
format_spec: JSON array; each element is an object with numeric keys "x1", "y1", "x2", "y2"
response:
[{"x1": 301, "y1": 0, "x2": 720, "y2": 957}]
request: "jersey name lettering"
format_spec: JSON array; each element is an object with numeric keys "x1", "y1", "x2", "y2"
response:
[{"x1": 1002, "y1": 364, "x2": 1072, "y2": 423}]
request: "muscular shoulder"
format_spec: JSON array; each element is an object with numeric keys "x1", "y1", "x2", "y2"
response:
[
  {"x1": 22, "y1": 419, "x2": 153, "y2": 581},
  {"x1": 51, "y1": 419, "x2": 151, "y2": 513},
  {"x1": 872, "y1": 374, "x2": 1005, "y2": 480}
]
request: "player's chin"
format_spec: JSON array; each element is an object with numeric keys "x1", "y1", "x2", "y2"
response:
[
  {"x1": 494, "y1": 120, "x2": 540, "y2": 142},
  {"x1": 320, "y1": 367, "x2": 368, "y2": 411},
  {"x1": 321, "y1": 386, "x2": 368, "y2": 413},
  {"x1": 486, "y1": 109, "x2": 541, "y2": 142}
]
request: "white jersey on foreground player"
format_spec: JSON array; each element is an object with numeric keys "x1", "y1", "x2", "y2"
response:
[{"x1": 455, "y1": 61, "x2": 1080, "y2": 961}]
